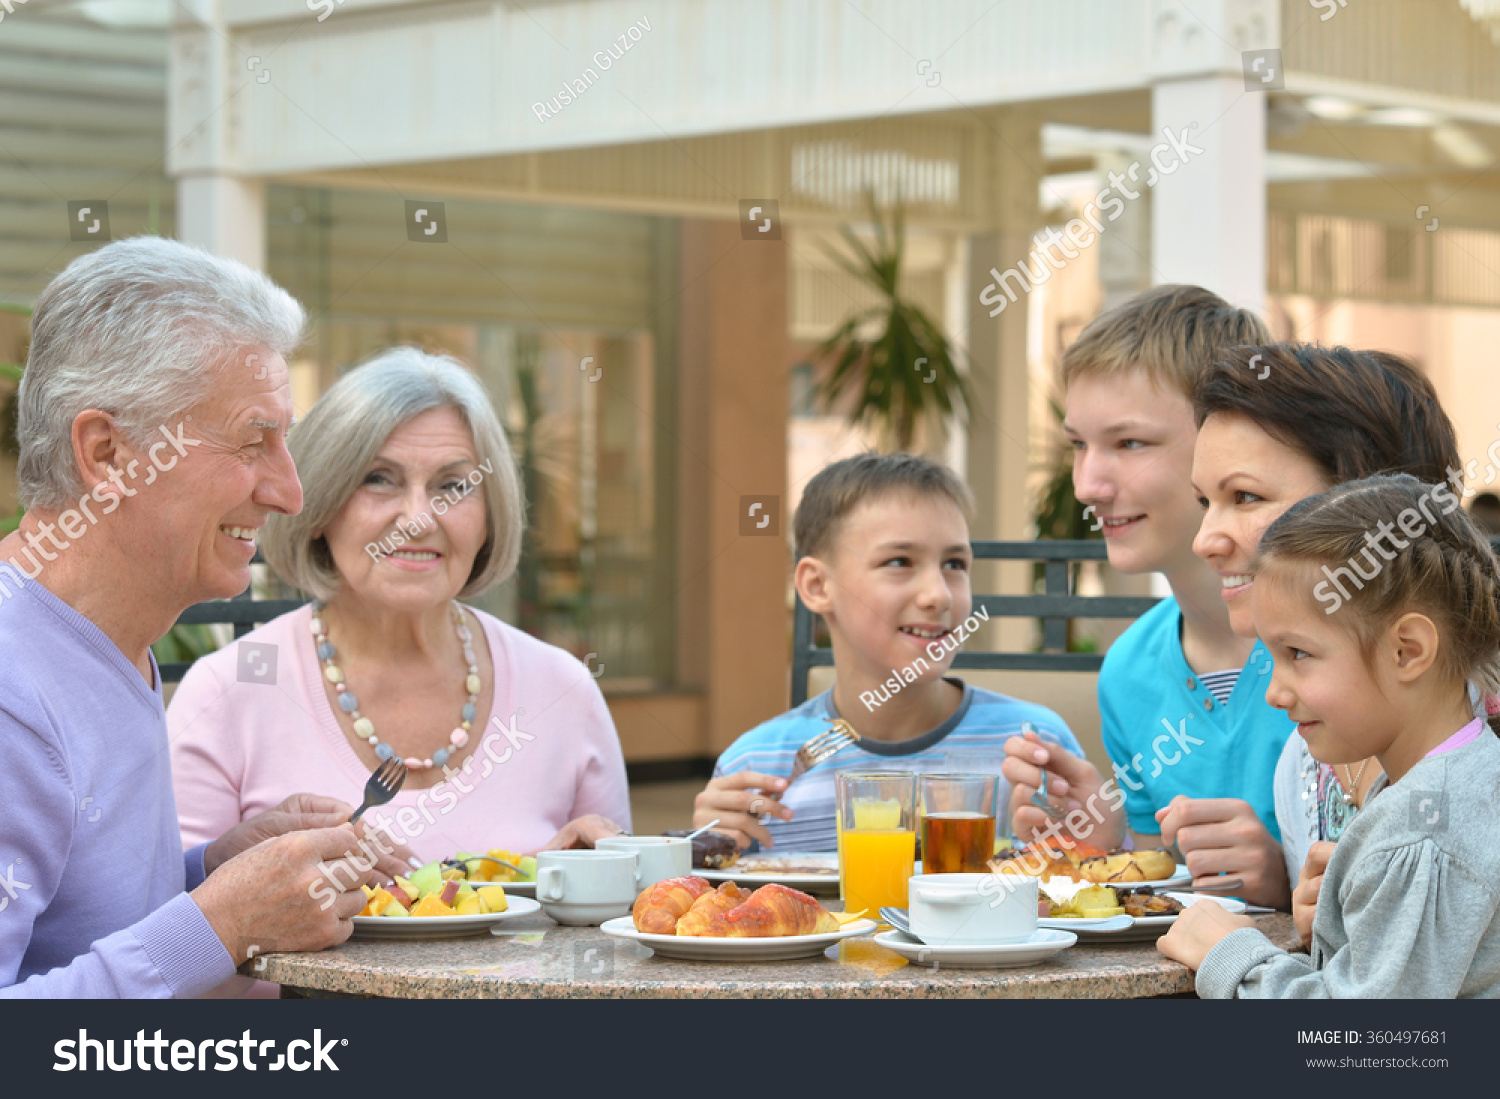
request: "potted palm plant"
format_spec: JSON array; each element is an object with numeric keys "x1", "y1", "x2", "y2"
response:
[{"x1": 814, "y1": 200, "x2": 970, "y2": 453}]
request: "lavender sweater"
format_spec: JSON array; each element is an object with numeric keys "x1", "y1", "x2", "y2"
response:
[{"x1": 0, "y1": 564, "x2": 235, "y2": 997}]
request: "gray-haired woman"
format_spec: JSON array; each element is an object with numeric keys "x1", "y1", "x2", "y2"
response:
[{"x1": 167, "y1": 348, "x2": 631, "y2": 872}]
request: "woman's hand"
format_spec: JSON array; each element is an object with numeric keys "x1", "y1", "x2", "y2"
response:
[
  {"x1": 1001, "y1": 731, "x2": 1122, "y2": 848},
  {"x1": 692, "y1": 771, "x2": 791, "y2": 850},
  {"x1": 1156, "y1": 898, "x2": 1257, "y2": 971},
  {"x1": 1292, "y1": 841, "x2": 1335, "y2": 949},
  {"x1": 537, "y1": 814, "x2": 627, "y2": 852},
  {"x1": 1155, "y1": 795, "x2": 1291, "y2": 909}
]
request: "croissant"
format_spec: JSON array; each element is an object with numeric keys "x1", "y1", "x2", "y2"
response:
[
  {"x1": 632, "y1": 875, "x2": 713, "y2": 934},
  {"x1": 680, "y1": 883, "x2": 840, "y2": 938},
  {"x1": 673, "y1": 882, "x2": 751, "y2": 936}
]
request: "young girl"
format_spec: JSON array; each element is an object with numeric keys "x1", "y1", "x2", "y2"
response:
[{"x1": 1159, "y1": 474, "x2": 1500, "y2": 997}]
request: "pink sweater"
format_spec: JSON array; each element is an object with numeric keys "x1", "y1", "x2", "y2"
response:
[{"x1": 168, "y1": 603, "x2": 632, "y2": 859}]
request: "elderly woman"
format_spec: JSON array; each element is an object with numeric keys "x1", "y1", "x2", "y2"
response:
[{"x1": 168, "y1": 348, "x2": 631, "y2": 864}]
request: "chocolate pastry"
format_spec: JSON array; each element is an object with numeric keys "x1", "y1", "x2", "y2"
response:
[{"x1": 663, "y1": 829, "x2": 740, "y2": 869}]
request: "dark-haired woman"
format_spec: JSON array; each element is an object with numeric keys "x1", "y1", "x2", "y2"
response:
[{"x1": 1178, "y1": 342, "x2": 1466, "y2": 944}]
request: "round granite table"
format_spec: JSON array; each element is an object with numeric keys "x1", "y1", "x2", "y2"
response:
[{"x1": 257, "y1": 911, "x2": 1301, "y2": 999}]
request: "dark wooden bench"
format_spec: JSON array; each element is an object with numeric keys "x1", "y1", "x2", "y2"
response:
[{"x1": 160, "y1": 553, "x2": 303, "y2": 683}]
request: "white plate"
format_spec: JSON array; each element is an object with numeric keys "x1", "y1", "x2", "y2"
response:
[
  {"x1": 697, "y1": 851, "x2": 842, "y2": 894},
  {"x1": 1076, "y1": 863, "x2": 1193, "y2": 891},
  {"x1": 1065, "y1": 893, "x2": 1246, "y2": 942},
  {"x1": 351, "y1": 896, "x2": 542, "y2": 939},
  {"x1": 598, "y1": 916, "x2": 879, "y2": 961},
  {"x1": 1039, "y1": 914, "x2": 1135, "y2": 931},
  {"x1": 460, "y1": 879, "x2": 535, "y2": 898},
  {"x1": 874, "y1": 928, "x2": 1076, "y2": 968},
  {"x1": 698, "y1": 853, "x2": 930, "y2": 897}
]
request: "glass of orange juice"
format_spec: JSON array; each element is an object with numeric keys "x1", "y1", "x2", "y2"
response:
[{"x1": 835, "y1": 771, "x2": 916, "y2": 917}]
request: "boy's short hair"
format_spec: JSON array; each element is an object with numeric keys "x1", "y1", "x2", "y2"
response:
[
  {"x1": 1059, "y1": 284, "x2": 1272, "y2": 398},
  {"x1": 795, "y1": 452, "x2": 974, "y2": 560}
]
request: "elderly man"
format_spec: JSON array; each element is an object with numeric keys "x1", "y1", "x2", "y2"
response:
[{"x1": 0, "y1": 237, "x2": 408, "y2": 997}]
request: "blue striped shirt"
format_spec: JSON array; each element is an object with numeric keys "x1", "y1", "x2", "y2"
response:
[{"x1": 712, "y1": 679, "x2": 1083, "y2": 852}]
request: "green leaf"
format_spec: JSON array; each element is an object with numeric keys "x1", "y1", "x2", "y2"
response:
[{"x1": 814, "y1": 195, "x2": 969, "y2": 452}]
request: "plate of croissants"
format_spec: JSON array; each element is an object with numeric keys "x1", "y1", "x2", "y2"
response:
[{"x1": 601, "y1": 876, "x2": 878, "y2": 961}]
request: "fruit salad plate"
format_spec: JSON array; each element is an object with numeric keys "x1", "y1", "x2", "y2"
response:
[
  {"x1": 352, "y1": 896, "x2": 542, "y2": 940},
  {"x1": 1063, "y1": 893, "x2": 1246, "y2": 943}
]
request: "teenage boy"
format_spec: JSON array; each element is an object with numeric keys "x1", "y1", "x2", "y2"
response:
[
  {"x1": 1002, "y1": 285, "x2": 1293, "y2": 908},
  {"x1": 693, "y1": 453, "x2": 1083, "y2": 852}
]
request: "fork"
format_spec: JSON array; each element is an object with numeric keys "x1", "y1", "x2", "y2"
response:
[
  {"x1": 767, "y1": 717, "x2": 861, "y2": 800},
  {"x1": 442, "y1": 854, "x2": 524, "y2": 876},
  {"x1": 1022, "y1": 721, "x2": 1066, "y2": 821},
  {"x1": 349, "y1": 757, "x2": 407, "y2": 824}
]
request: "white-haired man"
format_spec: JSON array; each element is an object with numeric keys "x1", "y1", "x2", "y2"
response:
[{"x1": 0, "y1": 237, "x2": 409, "y2": 997}]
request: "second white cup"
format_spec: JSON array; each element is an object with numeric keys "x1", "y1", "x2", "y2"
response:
[{"x1": 595, "y1": 835, "x2": 692, "y2": 890}]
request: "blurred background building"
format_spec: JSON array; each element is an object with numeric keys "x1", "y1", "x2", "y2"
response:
[{"x1": 4, "y1": 0, "x2": 1500, "y2": 788}]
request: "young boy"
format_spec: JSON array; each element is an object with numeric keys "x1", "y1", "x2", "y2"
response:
[
  {"x1": 693, "y1": 452, "x2": 1082, "y2": 852},
  {"x1": 1002, "y1": 284, "x2": 1293, "y2": 908}
]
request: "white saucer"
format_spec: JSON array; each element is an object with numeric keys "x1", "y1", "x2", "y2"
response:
[{"x1": 873, "y1": 928, "x2": 1076, "y2": 969}]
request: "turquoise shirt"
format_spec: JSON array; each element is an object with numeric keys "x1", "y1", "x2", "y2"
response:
[
  {"x1": 1099, "y1": 596, "x2": 1292, "y2": 840},
  {"x1": 713, "y1": 679, "x2": 1082, "y2": 852}
]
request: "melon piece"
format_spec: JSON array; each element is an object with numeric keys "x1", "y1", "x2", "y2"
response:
[
  {"x1": 407, "y1": 861, "x2": 444, "y2": 898},
  {"x1": 476, "y1": 886, "x2": 508, "y2": 914},
  {"x1": 411, "y1": 893, "x2": 456, "y2": 918},
  {"x1": 379, "y1": 896, "x2": 411, "y2": 917},
  {"x1": 516, "y1": 856, "x2": 536, "y2": 882}
]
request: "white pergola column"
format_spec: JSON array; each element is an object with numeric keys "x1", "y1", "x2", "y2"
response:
[
  {"x1": 1145, "y1": 0, "x2": 1277, "y2": 314},
  {"x1": 169, "y1": 0, "x2": 266, "y2": 268},
  {"x1": 175, "y1": 175, "x2": 266, "y2": 269},
  {"x1": 1149, "y1": 74, "x2": 1265, "y2": 314}
]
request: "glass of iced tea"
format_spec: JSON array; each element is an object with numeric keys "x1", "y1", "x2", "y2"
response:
[
  {"x1": 918, "y1": 773, "x2": 998, "y2": 874},
  {"x1": 835, "y1": 771, "x2": 917, "y2": 916}
]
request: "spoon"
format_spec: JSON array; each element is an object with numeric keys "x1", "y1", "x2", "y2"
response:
[
  {"x1": 682, "y1": 818, "x2": 721, "y2": 843},
  {"x1": 879, "y1": 907, "x2": 912, "y2": 934}
]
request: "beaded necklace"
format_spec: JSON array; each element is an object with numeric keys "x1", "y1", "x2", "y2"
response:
[{"x1": 311, "y1": 601, "x2": 479, "y2": 772}]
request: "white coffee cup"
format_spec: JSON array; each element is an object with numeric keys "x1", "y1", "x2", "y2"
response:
[
  {"x1": 536, "y1": 850, "x2": 638, "y2": 926},
  {"x1": 908, "y1": 872, "x2": 1038, "y2": 946},
  {"x1": 595, "y1": 835, "x2": 692, "y2": 890}
]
